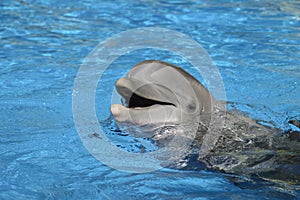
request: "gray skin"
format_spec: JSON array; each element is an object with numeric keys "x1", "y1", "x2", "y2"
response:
[
  {"x1": 111, "y1": 60, "x2": 300, "y2": 186},
  {"x1": 111, "y1": 60, "x2": 214, "y2": 132}
]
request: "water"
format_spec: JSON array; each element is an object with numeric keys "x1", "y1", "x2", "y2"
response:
[{"x1": 1, "y1": 0, "x2": 299, "y2": 199}]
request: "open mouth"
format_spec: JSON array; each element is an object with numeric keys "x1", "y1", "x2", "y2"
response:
[
  {"x1": 127, "y1": 92, "x2": 176, "y2": 108},
  {"x1": 115, "y1": 78, "x2": 178, "y2": 109},
  {"x1": 111, "y1": 78, "x2": 180, "y2": 127}
]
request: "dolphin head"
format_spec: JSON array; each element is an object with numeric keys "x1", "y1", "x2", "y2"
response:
[{"x1": 110, "y1": 60, "x2": 215, "y2": 137}]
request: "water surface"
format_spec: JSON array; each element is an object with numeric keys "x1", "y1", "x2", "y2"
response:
[{"x1": 1, "y1": 0, "x2": 300, "y2": 199}]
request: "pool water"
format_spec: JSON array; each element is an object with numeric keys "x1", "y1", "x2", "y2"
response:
[{"x1": 1, "y1": 0, "x2": 300, "y2": 199}]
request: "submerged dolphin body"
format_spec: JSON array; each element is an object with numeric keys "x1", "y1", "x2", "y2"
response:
[{"x1": 110, "y1": 60, "x2": 300, "y2": 185}]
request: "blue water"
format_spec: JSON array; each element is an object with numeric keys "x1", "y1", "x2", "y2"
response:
[{"x1": 1, "y1": 0, "x2": 300, "y2": 199}]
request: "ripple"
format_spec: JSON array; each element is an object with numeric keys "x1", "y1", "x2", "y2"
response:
[{"x1": 0, "y1": 0, "x2": 299, "y2": 199}]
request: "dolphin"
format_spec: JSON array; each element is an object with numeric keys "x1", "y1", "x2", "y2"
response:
[
  {"x1": 110, "y1": 60, "x2": 300, "y2": 186},
  {"x1": 111, "y1": 60, "x2": 214, "y2": 135}
]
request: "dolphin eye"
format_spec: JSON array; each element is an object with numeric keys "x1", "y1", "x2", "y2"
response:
[{"x1": 187, "y1": 104, "x2": 196, "y2": 111}]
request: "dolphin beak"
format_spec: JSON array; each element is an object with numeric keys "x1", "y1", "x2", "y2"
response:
[
  {"x1": 110, "y1": 104, "x2": 122, "y2": 118},
  {"x1": 110, "y1": 77, "x2": 184, "y2": 133}
]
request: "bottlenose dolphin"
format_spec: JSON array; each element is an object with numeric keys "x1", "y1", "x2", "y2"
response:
[
  {"x1": 110, "y1": 60, "x2": 300, "y2": 186},
  {"x1": 111, "y1": 60, "x2": 214, "y2": 134}
]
